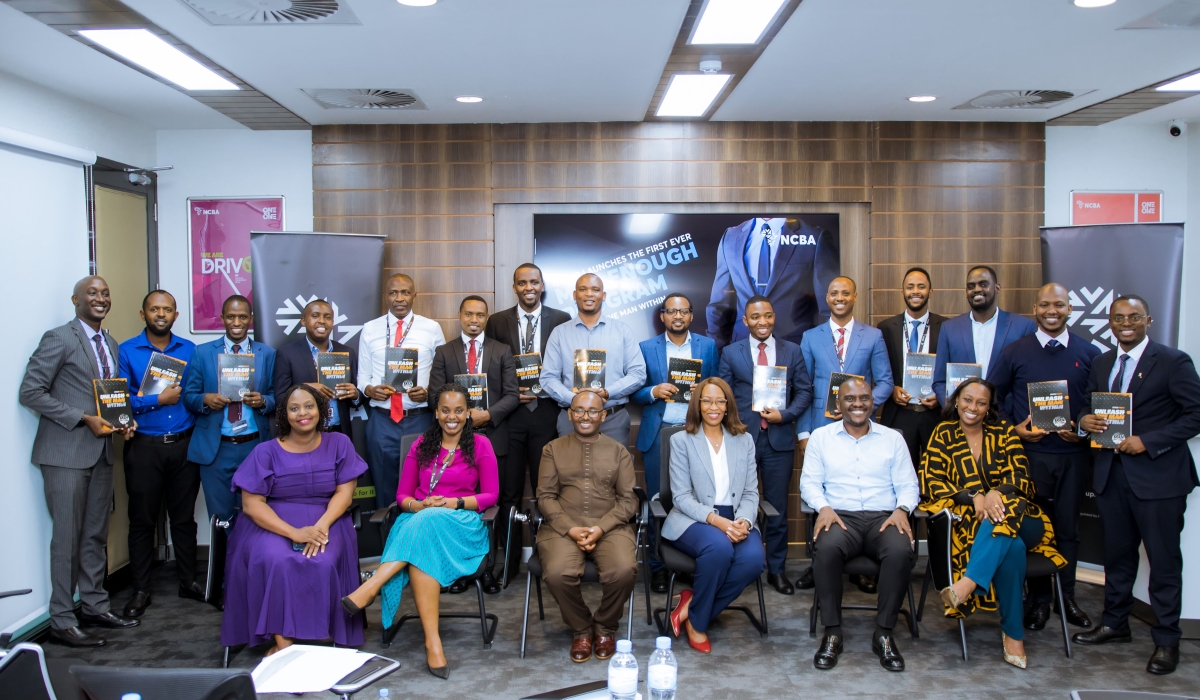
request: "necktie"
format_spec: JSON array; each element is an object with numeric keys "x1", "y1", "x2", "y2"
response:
[
  {"x1": 91, "y1": 333, "x2": 111, "y2": 379},
  {"x1": 1111, "y1": 353, "x2": 1131, "y2": 393},
  {"x1": 1046, "y1": 338, "x2": 1062, "y2": 354},
  {"x1": 390, "y1": 319, "x2": 406, "y2": 422},
  {"x1": 524, "y1": 314, "x2": 539, "y2": 413},
  {"x1": 468, "y1": 339, "x2": 478, "y2": 374},
  {"x1": 228, "y1": 344, "x2": 242, "y2": 422},
  {"x1": 756, "y1": 222, "x2": 771, "y2": 291},
  {"x1": 908, "y1": 320, "x2": 920, "y2": 354},
  {"x1": 836, "y1": 327, "x2": 846, "y2": 366},
  {"x1": 757, "y1": 341, "x2": 769, "y2": 430}
]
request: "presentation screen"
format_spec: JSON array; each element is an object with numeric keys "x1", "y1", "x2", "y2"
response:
[{"x1": 533, "y1": 213, "x2": 841, "y2": 349}]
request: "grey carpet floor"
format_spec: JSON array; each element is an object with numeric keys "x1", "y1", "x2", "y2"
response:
[{"x1": 42, "y1": 561, "x2": 1200, "y2": 699}]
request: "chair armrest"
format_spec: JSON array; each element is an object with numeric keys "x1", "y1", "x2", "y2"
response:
[
  {"x1": 798, "y1": 502, "x2": 814, "y2": 515},
  {"x1": 649, "y1": 500, "x2": 669, "y2": 520},
  {"x1": 0, "y1": 589, "x2": 32, "y2": 601},
  {"x1": 369, "y1": 502, "x2": 400, "y2": 524},
  {"x1": 759, "y1": 501, "x2": 780, "y2": 519},
  {"x1": 481, "y1": 505, "x2": 499, "y2": 522},
  {"x1": 911, "y1": 507, "x2": 930, "y2": 520},
  {"x1": 349, "y1": 504, "x2": 363, "y2": 531}
]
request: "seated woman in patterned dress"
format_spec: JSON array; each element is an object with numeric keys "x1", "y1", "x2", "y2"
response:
[
  {"x1": 341, "y1": 383, "x2": 499, "y2": 680},
  {"x1": 920, "y1": 377, "x2": 1066, "y2": 670}
]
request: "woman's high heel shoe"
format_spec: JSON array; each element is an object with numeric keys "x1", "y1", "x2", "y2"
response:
[
  {"x1": 669, "y1": 589, "x2": 693, "y2": 638},
  {"x1": 938, "y1": 585, "x2": 964, "y2": 610},
  {"x1": 1002, "y1": 633, "x2": 1027, "y2": 669},
  {"x1": 427, "y1": 663, "x2": 450, "y2": 680},
  {"x1": 686, "y1": 624, "x2": 711, "y2": 654},
  {"x1": 340, "y1": 594, "x2": 374, "y2": 616}
]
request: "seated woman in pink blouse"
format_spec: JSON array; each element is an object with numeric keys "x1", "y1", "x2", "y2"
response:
[{"x1": 341, "y1": 383, "x2": 498, "y2": 680}]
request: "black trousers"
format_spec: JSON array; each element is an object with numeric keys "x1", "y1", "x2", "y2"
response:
[
  {"x1": 1096, "y1": 457, "x2": 1188, "y2": 647},
  {"x1": 880, "y1": 405, "x2": 940, "y2": 470},
  {"x1": 124, "y1": 433, "x2": 200, "y2": 592},
  {"x1": 499, "y1": 401, "x2": 560, "y2": 566},
  {"x1": 811, "y1": 510, "x2": 914, "y2": 630},
  {"x1": 1025, "y1": 449, "x2": 1088, "y2": 602}
]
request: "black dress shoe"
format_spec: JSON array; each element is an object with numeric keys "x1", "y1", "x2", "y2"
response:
[
  {"x1": 179, "y1": 581, "x2": 206, "y2": 602},
  {"x1": 78, "y1": 611, "x2": 140, "y2": 629},
  {"x1": 651, "y1": 569, "x2": 670, "y2": 594},
  {"x1": 797, "y1": 567, "x2": 815, "y2": 590},
  {"x1": 872, "y1": 634, "x2": 905, "y2": 672},
  {"x1": 1055, "y1": 597, "x2": 1092, "y2": 628},
  {"x1": 1024, "y1": 601, "x2": 1050, "y2": 631},
  {"x1": 1072, "y1": 625, "x2": 1132, "y2": 645},
  {"x1": 48, "y1": 626, "x2": 106, "y2": 648},
  {"x1": 767, "y1": 573, "x2": 795, "y2": 595},
  {"x1": 123, "y1": 590, "x2": 151, "y2": 618},
  {"x1": 1147, "y1": 645, "x2": 1179, "y2": 675},
  {"x1": 448, "y1": 577, "x2": 470, "y2": 594},
  {"x1": 480, "y1": 570, "x2": 501, "y2": 595},
  {"x1": 813, "y1": 634, "x2": 843, "y2": 670},
  {"x1": 856, "y1": 575, "x2": 878, "y2": 595}
]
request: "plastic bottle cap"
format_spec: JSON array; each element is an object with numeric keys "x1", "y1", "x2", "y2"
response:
[
  {"x1": 655, "y1": 636, "x2": 671, "y2": 649},
  {"x1": 120, "y1": 695, "x2": 141, "y2": 700},
  {"x1": 378, "y1": 690, "x2": 389, "y2": 698},
  {"x1": 616, "y1": 639, "x2": 632, "y2": 653}
]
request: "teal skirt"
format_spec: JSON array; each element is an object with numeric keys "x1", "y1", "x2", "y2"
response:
[{"x1": 379, "y1": 508, "x2": 489, "y2": 628}]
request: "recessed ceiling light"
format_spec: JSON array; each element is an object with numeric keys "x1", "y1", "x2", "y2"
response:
[
  {"x1": 690, "y1": 0, "x2": 787, "y2": 44},
  {"x1": 657, "y1": 74, "x2": 732, "y2": 117},
  {"x1": 78, "y1": 29, "x2": 238, "y2": 90},
  {"x1": 1157, "y1": 72, "x2": 1200, "y2": 91},
  {"x1": 1073, "y1": 0, "x2": 1116, "y2": 7},
  {"x1": 628, "y1": 214, "x2": 666, "y2": 235},
  {"x1": 455, "y1": 95, "x2": 483, "y2": 103},
  {"x1": 398, "y1": 0, "x2": 437, "y2": 5},
  {"x1": 908, "y1": 95, "x2": 937, "y2": 102}
]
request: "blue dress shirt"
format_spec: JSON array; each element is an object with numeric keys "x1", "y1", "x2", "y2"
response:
[
  {"x1": 220, "y1": 335, "x2": 257, "y2": 436},
  {"x1": 117, "y1": 330, "x2": 196, "y2": 436},
  {"x1": 742, "y1": 218, "x2": 782, "y2": 291},
  {"x1": 540, "y1": 314, "x2": 648, "y2": 409},
  {"x1": 799, "y1": 420, "x2": 920, "y2": 513}
]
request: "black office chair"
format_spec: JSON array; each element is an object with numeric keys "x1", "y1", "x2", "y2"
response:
[
  {"x1": 649, "y1": 425, "x2": 771, "y2": 637},
  {"x1": 71, "y1": 666, "x2": 255, "y2": 700},
  {"x1": 0, "y1": 590, "x2": 87, "y2": 700},
  {"x1": 800, "y1": 502, "x2": 921, "y2": 638},
  {"x1": 370, "y1": 433, "x2": 500, "y2": 648},
  {"x1": 916, "y1": 508, "x2": 1071, "y2": 660},
  {"x1": 516, "y1": 485, "x2": 650, "y2": 659}
]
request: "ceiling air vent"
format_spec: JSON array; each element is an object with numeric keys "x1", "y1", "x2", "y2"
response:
[
  {"x1": 953, "y1": 90, "x2": 1075, "y2": 110},
  {"x1": 180, "y1": 0, "x2": 359, "y2": 25},
  {"x1": 303, "y1": 89, "x2": 429, "y2": 110},
  {"x1": 1122, "y1": 0, "x2": 1200, "y2": 29}
]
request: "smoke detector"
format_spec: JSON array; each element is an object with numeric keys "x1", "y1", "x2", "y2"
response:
[
  {"x1": 180, "y1": 0, "x2": 359, "y2": 25},
  {"x1": 303, "y1": 89, "x2": 428, "y2": 110},
  {"x1": 1121, "y1": 0, "x2": 1200, "y2": 29},
  {"x1": 953, "y1": 90, "x2": 1076, "y2": 109}
]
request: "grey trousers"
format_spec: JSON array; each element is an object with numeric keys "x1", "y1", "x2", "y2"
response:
[{"x1": 41, "y1": 458, "x2": 113, "y2": 630}]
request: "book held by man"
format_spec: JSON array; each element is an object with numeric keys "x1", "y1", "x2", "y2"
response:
[
  {"x1": 667, "y1": 357, "x2": 703, "y2": 403},
  {"x1": 137, "y1": 351, "x2": 187, "y2": 397},
  {"x1": 93, "y1": 378, "x2": 133, "y2": 429},
  {"x1": 1090, "y1": 392, "x2": 1132, "y2": 449},
  {"x1": 573, "y1": 349, "x2": 606, "y2": 391},
  {"x1": 1028, "y1": 380, "x2": 1071, "y2": 431},
  {"x1": 217, "y1": 353, "x2": 255, "y2": 401},
  {"x1": 384, "y1": 347, "x2": 419, "y2": 391},
  {"x1": 454, "y1": 373, "x2": 489, "y2": 410},
  {"x1": 824, "y1": 372, "x2": 864, "y2": 418},
  {"x1": 316, "y1": 352, "x2": 351, "y2": 391},
  {"x1": 515, "y1": 352, "x2": 547, "y2": 397},
  {"x1": 752, "y1": 365, "x2": 787, "y2": 413},
  {"x1": 902, "y1": 353, "x2": 936, "y2": 402},
  {"x1": 946, "y1": 363, "x2": 983, "y2": 397}
]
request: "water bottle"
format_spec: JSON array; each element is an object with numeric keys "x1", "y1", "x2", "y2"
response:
[
  {"x1": 120, "y1": 695, "x2": 141, "y2": 700},
  {"x1": 607, "y1": 639, "x2": 639, "y2": 700},
  {"x1": 646, "y1": 636, "x2": 677, "y2": 700}
]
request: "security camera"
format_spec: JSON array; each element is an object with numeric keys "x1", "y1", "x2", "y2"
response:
[
  {"x1": 1169, "y1": 120, "x2": 1186, "y2": 137},
  {"x1": 127, "y1": 171, "x2": 151, "y2": 186}
]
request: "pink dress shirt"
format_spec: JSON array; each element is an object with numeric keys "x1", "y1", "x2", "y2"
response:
[{"x1": 396, "y1": 433, "x2": 499, "y2": 511}]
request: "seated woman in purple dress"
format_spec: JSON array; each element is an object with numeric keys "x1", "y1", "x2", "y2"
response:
[
  {"x1": 220, "y1": 383, "x2": 368, "y2": 654},
  {"x1": 341, "y1": 384, "x2": 499, "y2": 680}
]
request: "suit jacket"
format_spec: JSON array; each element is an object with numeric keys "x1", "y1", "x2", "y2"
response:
[
  {"x1": 273, "y1": 337, "x2": 360, "y2": 438},
  {"x1": 182, "y1": 338, "x2": 276, "y2": 465},
  {"x1": 718, "y1": 336, "x2": 812, "y2": 452},
  {"x1": 632, "y1": 333, "x2": 720, "y2": 453},
  {"x1": 1079, "y1": 341, "x2": 1200, "y2": 500},
  {"x1": 931, "y1": 310, "x2": 1036, "y2": 405},
  {"x1": 484, "y1": 304, "x2": 572, "y2": 416},
  {"x1": 799, "y1": 322, "x2": 893, "y2": 434},
  {"x1": 705, "y1": 218, "x2": 840, "y2": 349},
  {"x1": 19, "y1": 320, "x2": 121, "y2": 469},
  {"x1": 662, "y1": 429, "x2": 759, "y2": 541},
  {"x1": 428, "y1": 336, "x2": 520, "y2": 456},
  {"x1": 878, "y1": 312, "x2": 947, "y2": 425}
]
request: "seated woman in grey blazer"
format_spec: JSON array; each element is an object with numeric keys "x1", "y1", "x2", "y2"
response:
[{"x1": 663, "y1": 377, "x2": 765, "y2": 653}]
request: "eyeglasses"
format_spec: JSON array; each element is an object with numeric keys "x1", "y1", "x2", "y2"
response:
[
  {"x1": 570, "y1": 408, "x2": 605, "y2": 419},
  {"x1": 699, "y1": 398, "x2": 727, "y2": 407},
  {"x1": 661, "y1": 308, "x2": 692, "y2": 316},
  {"x1": 1110, "y1": 314, "x2": 1145, "y2": 325}
]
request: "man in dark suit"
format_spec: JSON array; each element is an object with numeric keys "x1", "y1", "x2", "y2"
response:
[
  {"x1": 430, "y1": 294, "x2": 520, "y2": 593},
  {"x1": 182, "y1": 295, "x2": 276, "y2": 522},
  {"x1": 484, "y1": 263, "x2": 572, "y2": 580},
  {"x1": 878, "y1": 267, "x2": 946, "y2": 468},
  {"x1": 19, "y1": 276, "x2": 140, "y2": 647},
  {"x1": 706, "y1": 217, "x2": 840, "y2": 349},
  {"x1": 931, "y1": 266, "x2": 1036, "y2": 407},
  {"x1": 273, "y1": 299, "x2": 360, "y2": 438},
  {"x1": 1075, "y1": 295, "x2": 1200, "y2": 676},
  {"x1": 719, "y1": 295, "x2": 813, "y2": 594}
]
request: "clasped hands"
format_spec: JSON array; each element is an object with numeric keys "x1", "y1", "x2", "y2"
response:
[
  {"x1": 308, "y1": 381, "x2": 360, "y2": 403},
  {"x1": 1079, "y1": 414, "x2": 1147, "y2": 455},
  {"x1": 707, "y1": 513, "x2": 751, "y2": 543},
  {"x1": 405, "y1": 495, "x2": 460, "y2": 512},
  {"x1": 891, "y1": 385, "x2": 939, "y2": 409},
  {"x1": 290, "y1": 523, "x2": 330, "y2": 558},
  {"x1": 971, "y1": 490, "x2": 1007, "y2": 524},
  {"x1": 567, "y1": 526, "x2": 605, "y2": 552}
]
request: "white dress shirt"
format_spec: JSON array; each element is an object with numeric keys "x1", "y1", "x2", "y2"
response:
[
  {"x1": 1035, "y1": 328, "x2": 1069, "y2": 348},
  {"x1": 971, "y1": 311, "x2": 999, "y2": 378},
  {"x1": 829, "y1": 318, "x2": 855, "y2": 368},
  {"x1": 462, "y1": 332, "x2": 485, "y2": 373},
  {"x1": 1108, "y1": 336, "x2": 1149, "y2": 393},
  {"x1": 799, "y1": 420, "x2": 920, "y2": 513},
  {"x1": 707, "y1": 435, "x2": 732, "y2": 506},
  {"x1": 901, "y1": 311, "x2": 932, "y2": 359},
  {"x1": 357, "y1": 311, "x2": 446, "y2": 410},
  {"x1": 78, "y1": 319, "x2": 115, "y2": 378},
  {"x1": 518, "y1": 305, "x2": 542, "y2": 355},
  {"x1": 663, "y1": 332, "x2": 693, "y2": 426}
]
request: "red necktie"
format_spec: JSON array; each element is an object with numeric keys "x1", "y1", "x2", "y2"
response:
[
  {"x1": 228, "y1": 344, "x2": 242, "y2": 422},
  {"x1": 835, "y1": 327, "x2": 846, "y2": 366},
  {"x1": 468, "y1": 339, "x2": 478, "y2": 374},
  {"x1": 757, "y1": 341, "x2": 769, "y2": 430},
  {"x1": 390, "y1": 319, "x2": 405, "y2": 423}
]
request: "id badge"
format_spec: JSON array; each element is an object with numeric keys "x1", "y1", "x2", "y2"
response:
[{"x1": 230, "y1": 419, "x2": 249, "y2": 434}]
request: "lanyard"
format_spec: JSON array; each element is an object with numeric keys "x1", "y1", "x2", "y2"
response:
[
  {"x1": 428, "y1": 446, "x2": 457, "y2": 493},
  {"x1": 521, "y1": 313, "x2": 540, "y2": 354},
  {"x1": 902, "y1": 318, "x2": 930, "y2": 355},
  {"x1": 388, "y1": 314, "x2": 414, "y2": 349}
]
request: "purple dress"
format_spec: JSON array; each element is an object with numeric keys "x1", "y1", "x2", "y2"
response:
[{"x1": 220, "y1": 432, "x2": 368, "y2": 647}]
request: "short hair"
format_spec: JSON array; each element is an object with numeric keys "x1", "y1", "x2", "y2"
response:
[
  {"x1": 967, "y1": 265, "x2": 998, "y2": 284},
  {"x1": 836, "y1": 375, "x2": 872, "y2": 396},
  {"x1": 829, "y1": 276, "x2": 857, "y2": 292},
  {"x1": 141, "y1": 289, "x2": 176, "y2": 310},
  {"x1": 222, "y1": 295, "x2": 252, "y2": 314},
  {"x1": 459, "y1": 294, "x2": 489, "y2": 312},
  {"x1": 744, "y1": 294, "x2": 772, "y2": 312},
  {"x1": 902, "y1": 267, "x2": 932, "y2": 286},
  {"x1": 513, "y1": 263, "x2": 543, "y2": 282},
  {"x1": 1113, "y1": 294, "x2": 1151, "y2": 316},
  {"x1": 302, "y1": 298, "x2": 332, "y2": 315},
  {"x1": 386, "y1": 272, "x2": 414, "y2": 287},
  {"x1": 660, "y1": 292, "x2": 692, "y2": 311}
]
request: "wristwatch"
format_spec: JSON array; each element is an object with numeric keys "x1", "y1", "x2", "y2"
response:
[
  {"x1": 456, "y1": 497, "x2": 465, "y2": 510},
  {"x1": 897, "y1": 505, "x2": 911, "y2": 514}
]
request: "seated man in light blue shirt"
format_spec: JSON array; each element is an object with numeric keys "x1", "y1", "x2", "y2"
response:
[{"x1": 800, "y1": 376, "x2": 919, "y2": 673}]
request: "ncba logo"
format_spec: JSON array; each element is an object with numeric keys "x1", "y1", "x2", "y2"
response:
[
  {"x1": 274, "y1": 295, "x2": 362, "y2": 344},
  {"x1": 1066, "y1": 286, "x2": 1119, "y2": 353},
  {"x1": 194, "y1": 207, "x2": 219, "y2": 215}
]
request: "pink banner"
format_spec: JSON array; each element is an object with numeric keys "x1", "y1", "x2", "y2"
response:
[{"x1": 187, "y1": 196, "x2": 284, "y2": 333}]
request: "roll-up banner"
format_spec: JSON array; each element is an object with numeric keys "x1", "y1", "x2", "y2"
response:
[
  {"x1": 1040, "y1": 222, "x2": 1185, "y2": 567},
  {"x1": 249, "y1": 230, "x2": 386, "y2": 556}
]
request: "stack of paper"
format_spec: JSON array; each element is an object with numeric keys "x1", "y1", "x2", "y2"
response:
[{"x1": 251, "y1": 644, "x2": 374, "y2": 694}]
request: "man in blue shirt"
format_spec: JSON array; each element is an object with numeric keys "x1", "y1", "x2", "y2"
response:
[{"x1": 116, "y1": 290, "x2": 202, "y2": 618}]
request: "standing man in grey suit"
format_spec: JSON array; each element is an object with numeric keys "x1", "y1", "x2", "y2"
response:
[{"x1": 19, "y1": 276, "x2": 141, "y2": 647}]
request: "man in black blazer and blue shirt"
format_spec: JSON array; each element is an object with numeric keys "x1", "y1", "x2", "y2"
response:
[
  {"x1": 273, "y1": 299, "x2": 360, "y2": 438},
  {"x1": 1075, "y1": 295, "x2": 1200, "y2": 676},
  {"x1": 719, "y1": 295, "x2": 813, "y2": 594}
]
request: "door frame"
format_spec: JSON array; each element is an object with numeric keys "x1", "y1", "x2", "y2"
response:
[{"x1": 92, "y1": 156, "x2": 159, "y2": 289}]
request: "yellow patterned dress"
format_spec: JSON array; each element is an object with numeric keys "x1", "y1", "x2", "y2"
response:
[{"x1": 919, "y1": 420, "x2": 1066, "y2": 617}]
